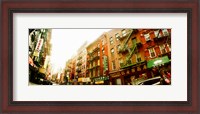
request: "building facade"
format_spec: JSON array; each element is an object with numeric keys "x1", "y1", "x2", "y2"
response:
[
  {"x1": 106, "y1": 29, "x2": 171, "y2": 85},
  {"x1": 75, "y1": 42, "x2": 89, "y2": 84},
  {"x1": 29, "y1": 29, "x2": 52, "y2": 84},
  {"x1": 63, "y1": 28, "x2": 171, "y2": 85},
  {"x1": 86, "y1": 33, "x2": 109, "y2": 85}
]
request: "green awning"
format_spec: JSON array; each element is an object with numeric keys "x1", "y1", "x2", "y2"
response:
[{"x1": 147, "y1": 56, "x2": 170, "y2": 68}]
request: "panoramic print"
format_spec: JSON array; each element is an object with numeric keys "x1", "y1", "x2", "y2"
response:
[{"x1": 28, "y1": 29, "x2": 171, "y2": 85}]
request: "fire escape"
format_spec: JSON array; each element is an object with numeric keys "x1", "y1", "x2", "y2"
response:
[{"x1": 118, "y1": 29, "x2": 139, "y2": 69}]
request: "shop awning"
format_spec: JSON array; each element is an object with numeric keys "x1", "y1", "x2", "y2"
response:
[
  {"x1": 147, "y1": 56, "x2": 170, "y2": 68},
  {"x1": 78, "y1": 78, "x2": 91, "y2": 82},
  {"x1": 93, "y1": 76, "x2": 109, "y2": 82}
]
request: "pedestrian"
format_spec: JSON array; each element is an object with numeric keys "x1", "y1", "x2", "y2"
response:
[{"x1": 160, "y1": 69, "x2": 171, "y2": 85}]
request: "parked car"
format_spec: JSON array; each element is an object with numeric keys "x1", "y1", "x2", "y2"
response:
[{"x1": 137, "y1": 76, "x2": 161, "y2": 85}]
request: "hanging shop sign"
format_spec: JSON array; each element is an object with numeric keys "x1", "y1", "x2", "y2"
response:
[
  {"x1": 95, "y1": 81, "x2": 104, "y2": 84},
  {"x1": 147, "y1": 56, "x2": 170, "y2": 68},
  {"x1": 103, "y1": 56, "x2": 108, "y2": 71},
  {"x1": 93, "y1": 76, "x2": 109, "y2": 82},
  {"x1": 78, "y1": 77, "x2": 91, "y2": 82},
  {"x1": 33, "y1": 38, "x2": 44, "y2": 57}
]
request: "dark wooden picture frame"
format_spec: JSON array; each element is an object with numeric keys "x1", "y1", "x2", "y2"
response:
[{"x1": 1, "y1": 0, "x2": 199, "y2": 113}]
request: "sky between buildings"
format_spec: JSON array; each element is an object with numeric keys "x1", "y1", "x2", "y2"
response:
[{"x1": 50, "y1": 29, "x2": 111, "y2": 73}]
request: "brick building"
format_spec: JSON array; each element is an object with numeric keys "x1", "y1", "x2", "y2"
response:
[
  {"x1": 106, "y1": 29, "x2": 171, "y2": 85},
  {"x1": 86, "y1": 33, "x2": 109, "y2": 85},
  {"x1": 64, "y1": 28, "x2": 171, "y2": 85},
  {"x1": 75, "y1": 42, "x2": 89, "y2": 84}
]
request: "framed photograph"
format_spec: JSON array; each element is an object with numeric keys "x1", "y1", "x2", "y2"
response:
[{"x1": 1, "y1": 0, "x2": 199, "y2": 113}]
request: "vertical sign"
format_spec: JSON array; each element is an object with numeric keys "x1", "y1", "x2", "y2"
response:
[{"x1": 103, "y1": 56, "x2": 108, "y2": 72}]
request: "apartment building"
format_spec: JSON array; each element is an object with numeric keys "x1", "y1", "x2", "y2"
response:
[
  {"x1": 86, "y1": 33, "x2": 109, "y2": 85},
  {"x1": 106, "y1": 29, "x2": 171, "y2": 85}
]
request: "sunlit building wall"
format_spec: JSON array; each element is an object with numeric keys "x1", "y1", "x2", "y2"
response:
[{"x1": 86, "y1": 33, "x2": 109, "y2": 85}]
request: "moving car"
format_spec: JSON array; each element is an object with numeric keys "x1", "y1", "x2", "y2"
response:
[{"x1": 137, "y1": 76, "x2": 161, "y2": 85}]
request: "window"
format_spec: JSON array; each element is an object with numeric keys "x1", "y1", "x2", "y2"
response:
[
  {"x1": 97, "y1": 43, "x2": 100, "y2": 48},
  {"x1": 167, "y1": 44, "x2": 171, "y2": 51},
  {"x1": 102, "y1": 40, "x2": 104, "y2": 45},
  {"x1": 136, "y1": 53, "x2": 141, "y2": 62},
  {"x1": 115, "y1": 33, "x2": 120, "y2": 40},
  {"x1": 119, "y1": 59, "x2": 124, "y2": 67},
  {"x1": 90, "y1": 71, "x2": 92, "y2": 77},
  {"x1": 144, "y1": 33, "x2": 151, "y2": 41},
  {"x1": 98, "y1": 60, "x2": 100, "y2": 65},
  {"x1": 102, "y1": 49, "x2": 105, "y2": 55},
  {"x1": 93, "y1": 69, "x2": 96, "y2": 77},
  {"x1": 98, "y1": 51, "x2": 100, "y2": 56},
  {"x1": 154, "y1": 30, "x2": 161, "y2": 38},
  {"x1": 148, "y1": 48, "x2": 156, "y2": 58},
  {"x1": 159, "y1": 44, "x2": 167, "y2": 54},
  {"x1": 117, "y1": 45, "x2": 121, "y2": 52},
  {"x1": 162, "y1": 29, "x2": 169, "y2": 36},
  {"x1": 110, "y1": 37, "x2": 113, "y2": 44},
  {"x1": 93, "y1": 61, "x2": 95, "y2": 67},
  {"x1": 112, "y1": 61, "x2": 116, "y2": 70},
  {"x1": 111, "y1": 48, "x2": 114, "y2": 55},
  {"x1": 116, "y1": 78, "x2": 122, "y2": 85},
  {"x1": 122, "y1": 29, "x2": 127, "y2": 37},
  {"x1": 97, "y1": 68, "x2": 100, "y2": 76}
]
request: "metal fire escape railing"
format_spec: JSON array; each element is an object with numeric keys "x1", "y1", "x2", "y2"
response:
[
  {"x1": 120, "y1": 30, "x2": 139, "y2": 69},
  {"x1": 121, "y1": 29, "x2": 134, "y2": 52},
  {"x1": 126, "y1": 39, "x2": 137, "y2": 62},
  {"x1": 118, "y1": 29, "x2": 134, "y2": 53}
]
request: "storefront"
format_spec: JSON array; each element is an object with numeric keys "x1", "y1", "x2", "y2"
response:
[
  {"x1": 78, "y1": 77, "x2": 91, "y2": 85},
  {"x1": 147, "y1": 55, "x2": 171, "y2": 77},
  {"x1": 92, "y1": 76, "x2": 109, "y2": 85},
  {"x1": 147, "y1": 56, "x2": 170, "y2": 68}
]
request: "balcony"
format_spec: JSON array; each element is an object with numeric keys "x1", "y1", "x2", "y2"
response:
[
  {"x1": 88, "y1": 57, "x2": 94, "y2": 62},
  {"x1": 93, "y1": 47, "x2": 100, "y2": 52},
  {"x1": 93, "y1": 55, "x2": 100, "y2": 60},
  {"x1": 78, "y1": 56, "x2": 82, "y2": 60},
  {"x1": 118, "y1": 45, "x2": 129, "y2": 54}
]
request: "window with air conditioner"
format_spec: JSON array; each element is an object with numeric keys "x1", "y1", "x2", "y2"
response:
[
  {"x1": 117, "y1": 45, "x2": 121, "y2": 52},
  {"x1": 154, "y1": 30, "x2": 162, "y2": 38},
  {"x1": 115, "y1": 33, "x2": 120, "y2": 40},
  {"x1": 110, "y1": 37, "x2": 113, "y2": 44},
  {"x1": 122, "y1": 29, "x2": 127, "y2": 37},
  {"x1": 148, "y1": 48, "x2": 156, "y2": 58},
  {"x1": 162, "y1": 29, "x2": 169, "y2": 36},
  {"x1": 144, "y1": 33, "x2": 151, "y2": 41},
  {"x1": 112, "y1": 61, "x2": 116, "y2": 70},
  {"x1": 159, "y1": 44, "x2": 167, "y2": 54},
  {"x1": 111, "y1": 48, "x2": 114, "y2": 55}
]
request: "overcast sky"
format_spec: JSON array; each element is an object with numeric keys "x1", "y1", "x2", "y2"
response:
[{"x1": 50, "y1": 29, "x2": 111, "y2": 73}]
